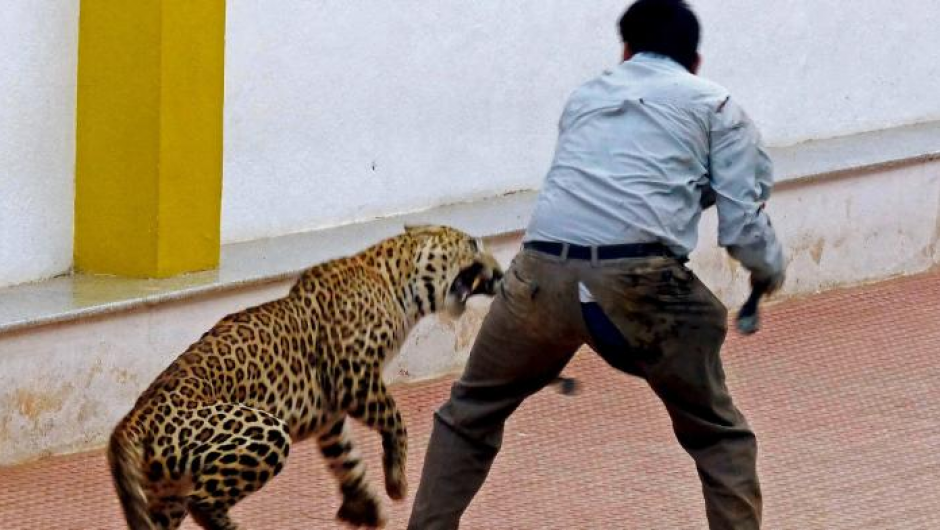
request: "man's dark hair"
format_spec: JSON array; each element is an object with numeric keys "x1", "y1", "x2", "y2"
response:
[{"x1": 619, "y1": 0, "x2": 700, "y2": 72}]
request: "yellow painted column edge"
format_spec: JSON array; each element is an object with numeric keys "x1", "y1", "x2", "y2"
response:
[{"x1": 74, "y1": 0, "x2": 225, "y2": 279}]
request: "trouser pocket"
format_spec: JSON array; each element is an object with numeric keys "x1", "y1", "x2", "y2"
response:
[{"x1": 581, "y1": 301, "x2": 653, "y2": 376}]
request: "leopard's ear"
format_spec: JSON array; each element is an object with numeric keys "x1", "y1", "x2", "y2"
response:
[{"x1": 404, "y1": 224, "x2": 446, "y2": 236}]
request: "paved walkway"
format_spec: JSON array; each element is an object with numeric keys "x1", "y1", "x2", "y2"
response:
[{"x1": 2, "y1": 271, "x2": 939, "y2": 529}]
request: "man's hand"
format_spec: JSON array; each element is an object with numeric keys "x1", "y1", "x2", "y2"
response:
[
  {"x1": 751, "y1": 268, "x2": 785, "y2": 296},
  {"x1": 737, "y1": 269, "x2": 784, "y2": 335}
]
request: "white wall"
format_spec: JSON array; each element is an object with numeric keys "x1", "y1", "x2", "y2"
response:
[
  {"x1": 0, "y1": 1, "x2": 936, "y2": 283},
  {"x1": 222, "y1": 0, "x2": 940, "y2": 243},
  {"x1": 0, "y1": 2, "x2": 79, "y2": 288},
  {"x1": 222, "y1": 1, "x2": 623, "y2": 243},
  {"x1": 696, "y1": 0, "x2": 940, "y2": 146}
]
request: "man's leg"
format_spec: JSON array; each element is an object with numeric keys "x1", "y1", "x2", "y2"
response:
[
  {"x1": 588, "y1": 261, "x2": 761, "y2": 530},
  {"x1": 644, "y1": 277, "x2": 761, "y2": 529},
  {"x1": 407, "y1": 251, "x2": 587, "y2": 530}
]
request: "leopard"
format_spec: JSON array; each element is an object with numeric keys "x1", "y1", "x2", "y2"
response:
[{"x1": 107, "y1": 224, "x2": 504, "y2": 530}]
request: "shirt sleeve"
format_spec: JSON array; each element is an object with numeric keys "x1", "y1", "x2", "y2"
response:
[{"x1": 708, "y1": 96, "x2": 785, "y2": 280}]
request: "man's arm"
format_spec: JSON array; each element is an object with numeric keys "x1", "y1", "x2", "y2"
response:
[{"x1": 708, "y1": 96, "x2": 786, "y2": 291}]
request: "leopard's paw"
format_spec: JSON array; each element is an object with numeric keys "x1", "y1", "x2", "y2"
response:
[{"x1": 337, "y1": 491, "x2": 386, "y2": 528}]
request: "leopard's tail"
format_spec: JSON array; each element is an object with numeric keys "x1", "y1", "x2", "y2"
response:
[{"x1": 107, "y1": 426, "x2": 153, "y2": 530}]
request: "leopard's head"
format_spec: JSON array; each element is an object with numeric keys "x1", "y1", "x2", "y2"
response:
[{"x1": 405, "y1": 224, "x2": 504, "y2": 318}]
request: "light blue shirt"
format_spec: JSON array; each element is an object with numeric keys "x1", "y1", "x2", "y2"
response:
[{"x1": 525, "y1": 53, "x2": 784, "y2": 281}]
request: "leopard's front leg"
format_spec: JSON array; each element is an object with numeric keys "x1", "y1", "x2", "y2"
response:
[
  {"x1": 348, "y1": 376, "x2": 408, "y2": 501},
  {"x1": 317, "y1": 415, "x2": 386, "y2": 528}
]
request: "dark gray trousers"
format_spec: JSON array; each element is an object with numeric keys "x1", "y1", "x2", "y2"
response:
[{"x1": 407, "y1": 249, "x2": 762, "y2": 529}]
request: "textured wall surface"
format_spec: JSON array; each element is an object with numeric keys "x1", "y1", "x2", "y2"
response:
[{"x1": 0, "y1": 2, "x2": 80, "y2": 287}]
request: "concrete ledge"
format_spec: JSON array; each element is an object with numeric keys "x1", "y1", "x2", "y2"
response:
[
  {"x1": 2, "y1": 120, "x2": 940, "y2": 335},
  {"x1": 0, "y1": 194, "x2": 532, "y2": 334},
  {"x1": 771, "y1": 120, "x2": 940, "y2": 186}
]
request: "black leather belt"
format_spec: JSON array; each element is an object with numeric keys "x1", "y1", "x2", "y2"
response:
[{"x1": 523, "y1": 240, "x2": 683, "y2": 261}]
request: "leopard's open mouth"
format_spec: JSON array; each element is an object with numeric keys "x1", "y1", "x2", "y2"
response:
[
  {"x1": 448, "y1": 262, "x2": 502, "y2": 305},
  {"x1": 449, "y1": 263, "x2": 483, "y2": 305}
]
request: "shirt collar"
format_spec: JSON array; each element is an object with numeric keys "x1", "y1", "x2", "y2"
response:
[{"x1": 627, "y1": 52, "x2": 688, "y2": 72}]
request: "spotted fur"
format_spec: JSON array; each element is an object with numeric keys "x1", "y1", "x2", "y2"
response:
[{"x1": 108, "y1": 225, "x2": 503, "y2": 529}]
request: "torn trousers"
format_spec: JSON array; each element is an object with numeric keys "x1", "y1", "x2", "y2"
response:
[{"x1": 407, "y1": 248, "x2": 762, "y2": 530}]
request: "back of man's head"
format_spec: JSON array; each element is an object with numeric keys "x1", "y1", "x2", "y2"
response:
[{"x1": 619, "y1": 0, "x2": 700, "y2": 72}]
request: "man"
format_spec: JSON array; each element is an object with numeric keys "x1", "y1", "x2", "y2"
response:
[{"x1": 408, "y1": 1, "x2": 785, "y2": 528}]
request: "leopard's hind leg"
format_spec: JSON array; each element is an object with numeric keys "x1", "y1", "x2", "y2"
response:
[{"x1": 171, "y1": 403, "x2": 291, "y2": 530}]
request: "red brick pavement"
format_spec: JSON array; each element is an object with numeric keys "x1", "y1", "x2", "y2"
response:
[{"x1": 1, "y1": 271, "x2": 939, "y2": 529}]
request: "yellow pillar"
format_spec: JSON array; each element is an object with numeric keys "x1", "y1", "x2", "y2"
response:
[{"x1": 75, "y1": 0, "x2": 225, "y2": 278}]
